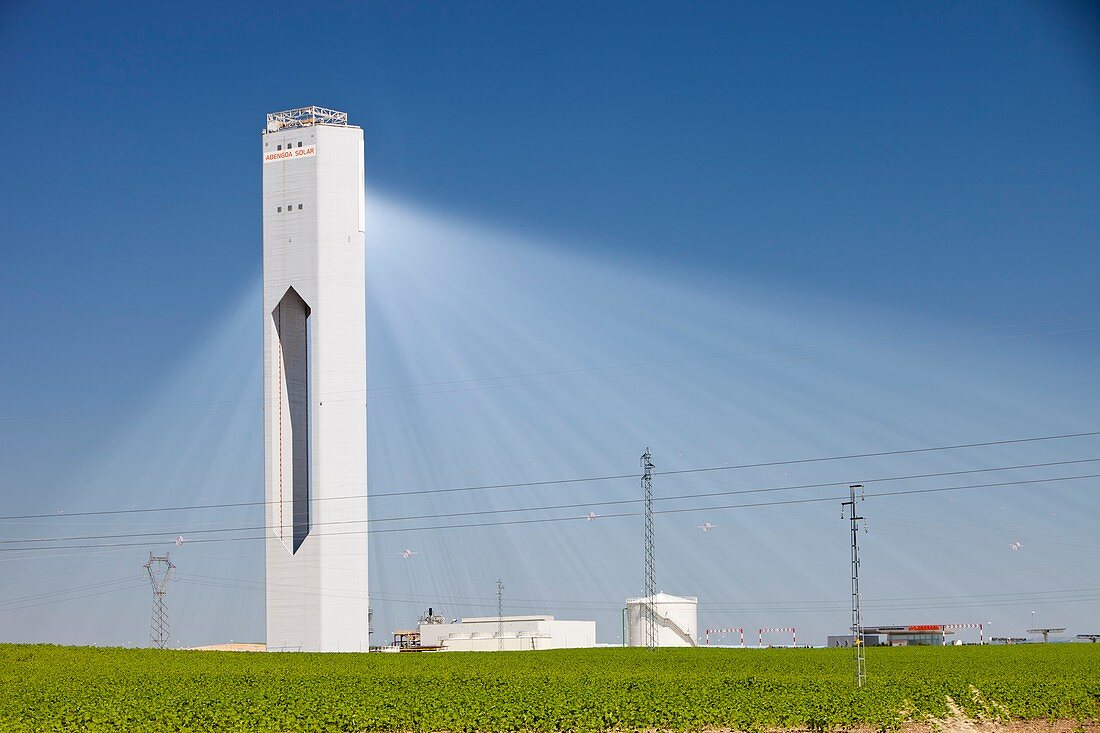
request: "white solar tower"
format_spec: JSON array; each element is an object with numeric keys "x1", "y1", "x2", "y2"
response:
[{"x1": 262, "y1": 106, "x2": 368, "y2": 652}]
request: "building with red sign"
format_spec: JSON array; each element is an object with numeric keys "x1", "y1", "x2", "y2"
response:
[{"x1": 862, "y1": 625, "x2": 954, "y2": 646}]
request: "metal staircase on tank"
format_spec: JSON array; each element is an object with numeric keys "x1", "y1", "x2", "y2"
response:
[{"x1": 654, "y1": 610, "x2": 697, "y2": 647}]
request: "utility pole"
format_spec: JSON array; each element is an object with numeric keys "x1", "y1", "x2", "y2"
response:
[
  {"x1": 143, "y1": 553, "x2": 176, "y2": 650},
  {"x1": 496, "y1": 579, "x2": 505, "y2": 651},
  {"x1": 842, "y1": 484, "x2": 866, "y2": 687},
  {"x1": 642, "y1": 447, "x2": 656, "y2": 650}
]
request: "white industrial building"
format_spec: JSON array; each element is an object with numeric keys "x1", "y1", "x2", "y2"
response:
[
  {"x1": 625, "y1": 592, "x2": 698, "y2": 647},
  {"x1": 418, "y1": 615, "x2": 596, "y2": 652},
  {"x1": 262, "y1": 106, "x2": 369, "y2": 652}
]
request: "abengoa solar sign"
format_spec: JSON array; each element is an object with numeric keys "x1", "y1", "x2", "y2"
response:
[{"x1": 264, "y1": 145, "x2": 317, "y2": 163}]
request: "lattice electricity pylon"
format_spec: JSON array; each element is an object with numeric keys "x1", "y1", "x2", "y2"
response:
[
  {"x1": 144, "y1": 552, "x2": 176, "y2": 649},
  {"x1": 842, "y1": 484, "x2": 866, "y2": 686},
  {"x1": 496, "y1": 579, "x2": 505, "y2": 651},
  {"x1": 641, "y1": 447, "x2": 656, "y2": 650}
]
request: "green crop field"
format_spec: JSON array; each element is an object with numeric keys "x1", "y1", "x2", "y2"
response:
[{"x1": 1, "y1": 644, "x2": 1097, "y2": 732}]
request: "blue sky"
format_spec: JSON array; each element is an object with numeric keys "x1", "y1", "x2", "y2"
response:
[{"x1": 0, "y1": 1, "x2": 1098, "y2": 647}]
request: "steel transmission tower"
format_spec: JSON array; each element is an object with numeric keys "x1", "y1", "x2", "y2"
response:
[
  {"x1": 496, "y1": 579, "x2": 505, "y2": 651},
  {"x1": 642, "y1": 447, "x2": 657, "y2": 650},
  {"x1": 842, "y1": 485, "x2": 866, "y2": 686},
  {"x1": 143, "y1": 553, "x2": 176, "y2": 650}
]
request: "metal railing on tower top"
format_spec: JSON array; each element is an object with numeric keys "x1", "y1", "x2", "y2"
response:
[{"x1": 266, "y1": 106, "x2": 349, "y2": 133}]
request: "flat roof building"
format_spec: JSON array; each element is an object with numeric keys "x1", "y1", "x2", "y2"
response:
[
  {"x1": 417, "y1": 615, "x2": 596, "y2": 652},
  {"x1": 863, "y1": 625, "x2": 954, "y2": 646}
]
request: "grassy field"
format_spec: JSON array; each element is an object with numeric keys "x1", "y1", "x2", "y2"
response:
[{"x1": 0, "y1": 644, "x2": 1098, "y2": 732}]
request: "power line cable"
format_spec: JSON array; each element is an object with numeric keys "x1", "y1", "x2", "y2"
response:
[
  {"x1": 174, "y1": 569, "x2": 1100, "y2": 608},
  {"x1": 350, "y1": 472, "x2": 1100, "y2": 535},
  {"x1": 0, "y1": 579, "x2": 147, "y2": 614},
  {"x1": 172, "y1": 571, "x2": 1100, "y2": 615},
  {"x1": 0, "y1": 576, "x2": 142, "y2": 608},
  {"x1": 2, "y1": 429, "x2": 1097, "y2": 522},
  {"x1": 1, "y1": 472, "x2": 1095, "y2": 553},
  {"x1": 3, "y1": 457, "x2": 1096, "y2": 546}
]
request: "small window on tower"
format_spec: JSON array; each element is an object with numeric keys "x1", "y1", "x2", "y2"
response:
[
  {"x1": 277, "y1": 144, "x2": 282, "y2": 151},
  {"x1": 277, "y1": 206, "x2": 282, "y2": 213},
  {"x1": 298, "y1": 204, "x2": 303, "y2": 210},
  {"x1": 297, "y1": 141, "x2": 303, "y2": 148}
]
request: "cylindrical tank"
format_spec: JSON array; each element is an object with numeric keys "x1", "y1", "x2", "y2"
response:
[{"x1": 625, "y1": 592, "x2": 698, "y2": 647}]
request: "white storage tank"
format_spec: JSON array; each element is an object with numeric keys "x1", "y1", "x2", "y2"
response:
[{"x1": 625, "y1": 592, "x2": 698, "y2": 647}]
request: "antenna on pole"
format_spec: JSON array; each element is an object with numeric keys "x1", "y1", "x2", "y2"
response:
[
  {"x1": 842, "y1": 485, "x2": 866, "y2": 686},
  {"x1": 143, "y1": 552, "x2": 176, "y2": 650},
  {"x1": 642, "y1": 447, "x2": 657, "y2": 650},
  {"x1": 496, "y1": 578, "x2": 505, "y2": 651}
]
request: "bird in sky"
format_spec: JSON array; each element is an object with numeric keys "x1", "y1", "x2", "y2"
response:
[
  {"x1": 400, "y1": 549, "x2": 416, "y2": 559},
  {"x1": 586, "y1": 512, "x2": 598, "y2": 521},
  {"x1": 698, "y1": 522, "x2": 716, "y2": 532},
  {"x1": 1009, "y1": 541, "x2": 1024, "y2": 551},
  {"x1": 175, "y1": 536, "x2": 188, "y2": 546}
]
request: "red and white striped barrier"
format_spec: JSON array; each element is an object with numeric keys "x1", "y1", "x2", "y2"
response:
[
  {"x1": 758, "y1": 627, "x2": 797, "y2": 647},
  {"x1": 942, "y1": 623, "x2": 985, "y2": 645},
  {"x1": 704, "y1": 627, "x2": 745, "y2": 646}
]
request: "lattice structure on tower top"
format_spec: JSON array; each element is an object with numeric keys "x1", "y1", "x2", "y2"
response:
[{"x1": 265, "y1": 106, "x2": 349, "y2": 133}]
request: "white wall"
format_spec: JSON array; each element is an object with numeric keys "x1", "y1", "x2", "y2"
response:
[{"x1": 547, "y1": 620, "x2": 597, "y2": 648}]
